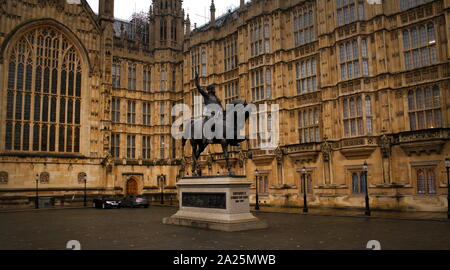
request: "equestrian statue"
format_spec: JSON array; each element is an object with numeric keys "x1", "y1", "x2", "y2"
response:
[{"x1": 182, "y1": 74, "x2": 252, "y2": 177}]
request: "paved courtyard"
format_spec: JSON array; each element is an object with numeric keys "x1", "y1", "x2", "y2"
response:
[{"x1": 0, "y1": 206, "x2": 449, "y2": 250}]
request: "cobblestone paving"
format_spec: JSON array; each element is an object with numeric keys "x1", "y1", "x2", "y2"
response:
[
  {"x1": 0, "y1": 207, "x2": 449, "y2": 250},
  {"x1": 257, "y1": 206, "x2": 448, "y2": 220}
]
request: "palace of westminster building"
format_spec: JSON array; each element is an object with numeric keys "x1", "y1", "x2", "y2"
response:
[{"x1": 0, "y1": 0, "x2": 449, "y2": 212}]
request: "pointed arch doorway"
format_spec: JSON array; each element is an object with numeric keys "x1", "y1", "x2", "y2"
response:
[{"x1": 126, "y1": 178, "x2": 138, "y2": 196}]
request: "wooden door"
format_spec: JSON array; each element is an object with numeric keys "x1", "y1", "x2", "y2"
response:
[{"x1": 126, "y1": 179, "x2": 138, "y2": 195}]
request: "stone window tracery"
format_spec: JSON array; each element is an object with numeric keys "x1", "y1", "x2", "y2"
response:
[
  {"x1": 400, "y1": 0, "x2": 433, "y2": 11},
  {"x1": 110, "y1": 133, "x2": 120, "y2": 158},
  {"x1": 5, "y1": 26, "x2": 83, "y2": 153},
  {"x1": 112, "y1": 61, "x2": 121, "y2": 88},
  {"x1": 293, "y1": 6, "x2": 315, "y2": 47},
  {"x1": 296, "y1": 57, "x2": 318, "y2": 94},
  {"x1": 224, "y1": 80, "x2": 239, "y2": 105},
  {"x1": 298, "y1": 108, "x2": 321, "y2": 144},
  {"x1": 250, "y1": 19, "x2": 270, "y2": 57},
  {"x1": 126, "y1": 135, "x2": 136, "y2": 159},
  {"x1": 339, "y1": 38, "x2": 369, "y2": 81},
  {"x1": 403, "y1": 23, "x2": 438, "y2": 70},
  {"x1": 143, "y1": 66, "x2": 151, "y2": 92},
  {"x1": 251, "y1": 68, "x2": 272, "y2": 101},
  {"x1": 142, "y1": 136, "x2": 151, "y2": 160},
  {"x1": 416, "y1": 168, "x2": 436, "y2": 195},
  {"x1": 337, "y1": 0, "x2": 365, "y2": 26},
  {"x1": 224, "y1": 38, "x2": 238, "y2": 72},
  {"x1": 408, "y1": 86, "x2": 442, "y2": 130},
  {"x1": 343, "y1": 94, "x2": 372, "y2": 137}
]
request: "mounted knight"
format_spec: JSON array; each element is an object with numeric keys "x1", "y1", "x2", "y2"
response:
[
  {"x1": 182, "y1": 74, "x2": 252, "y2": 176},
  {"x1": 194, "y1": 73, "x2": 224, "y2": 144}
]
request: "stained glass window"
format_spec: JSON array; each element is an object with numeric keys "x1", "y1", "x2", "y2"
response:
[{"x1": 4, "y1": 26, "x2": 83, "y2": 153}]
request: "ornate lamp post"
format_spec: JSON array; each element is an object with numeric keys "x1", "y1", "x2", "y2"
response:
[
  {"x1": 302, "y1": 166, "x2": 308, "y2": 213},
  {"x1": 255, "y1": 169, "x2": 260, "y2": 210},
  {"x1": 35, "y1": 174, "x2": 39, "y2": 209},
  {"x1": 363, "y1": 161, "x2": 371, "y2": 216},
  {"x1": 83, "y1": 176, "x2": 87, "y2": 207},
  {"x1": 445, "y1": 157, "x2": 450, "y2": 219}
]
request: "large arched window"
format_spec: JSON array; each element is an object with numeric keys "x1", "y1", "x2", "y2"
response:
[{"x1": 5, "y1": 26, "x2": 83, "y2": 153}]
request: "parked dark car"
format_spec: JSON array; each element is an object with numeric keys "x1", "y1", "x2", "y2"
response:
[
  {"x1": 120, "y1": 195, "x2": 149, "y2": 208},
  {"x1": 92, "y1": 196, "x2": 122, "y2": 209}
]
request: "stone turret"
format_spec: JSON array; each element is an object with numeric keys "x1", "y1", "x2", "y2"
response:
[
  {"x1": 99, "y1": 0, "x2": 114, "y2": 21},
  {"x1": 185, "y1": 14, "x2": 191, "y2": 36},
  {"x1": 149, "y1": 0, "x2": 184, "y2": 50}
]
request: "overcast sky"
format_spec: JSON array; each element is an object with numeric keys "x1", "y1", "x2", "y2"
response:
[{"x1": 86, "y1": 0, "x2": 247, "y2": 27}]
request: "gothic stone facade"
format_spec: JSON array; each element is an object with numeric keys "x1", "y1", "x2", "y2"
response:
[{"x1": 0, "y1": 0, "x2": 449, "y2": 212}]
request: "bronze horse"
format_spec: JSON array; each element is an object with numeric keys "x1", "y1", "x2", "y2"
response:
[{"x1": 182, "y1": 99, "x2": 252, "y2": 177}]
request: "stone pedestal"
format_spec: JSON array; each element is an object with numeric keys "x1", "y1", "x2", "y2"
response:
[{"x1": 163, "y1": 176, "x2": 268, "y2": 232}]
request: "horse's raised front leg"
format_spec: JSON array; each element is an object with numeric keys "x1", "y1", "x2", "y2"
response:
[{"x1": 197, "y1": 142, "x2": 209, "y2": 176}]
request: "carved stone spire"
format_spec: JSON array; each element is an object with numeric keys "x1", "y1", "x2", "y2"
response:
[
  {"x1": 185, "y1": 14, "x2": 191, "y2": 36},
  {"x1": 210, "y1": 0, "x2": 216, "y2": 27}
]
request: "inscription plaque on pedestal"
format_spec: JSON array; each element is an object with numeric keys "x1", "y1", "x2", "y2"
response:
[{"x1": 182, "y1": 193, "x2": 226, "y2": 209}]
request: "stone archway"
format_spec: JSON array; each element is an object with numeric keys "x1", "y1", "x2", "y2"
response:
[{"x1": 125, "y1": 178, "x2": 138, "y2": 196}]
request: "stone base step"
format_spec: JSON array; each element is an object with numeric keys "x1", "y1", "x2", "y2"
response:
[{"x1": 163, "y1": 216, "x2": 268, "y2": 232}]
